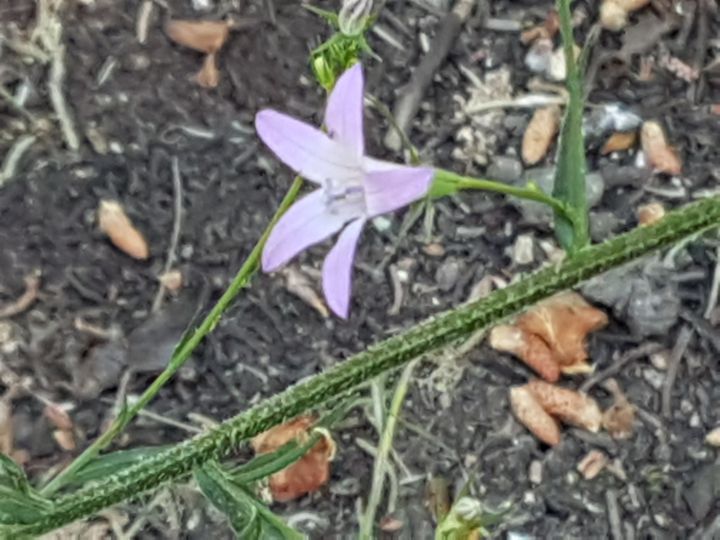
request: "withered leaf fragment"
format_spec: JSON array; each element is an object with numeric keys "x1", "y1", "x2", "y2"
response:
[
  {"x1": 640, "y1": 120, "x2": 682, "y2": 175},
  {"x1": 491, "y1": 292, "x2": 608, "y2": 380},
  {"x1": 251, "y1": 416, "x2": 335, "y2": 502},
  {"x1": 522, "y1": 106, "x2": 561, "y2": 165},
  {"x1": 165, "y1": 20, "x2": 230, "y2": 88},
  {"x1": 601, "y1": 131, "x2": 637, "y2": 155},
  {"x1": 510, "y1": 385, "x2": 561, "y2": 446},
  {"x1": 526, "y1": 379, "x2": 602, "y2": 432},
  {"x1": 98, "y1": 200, "x2": 149, "y2": 260}
]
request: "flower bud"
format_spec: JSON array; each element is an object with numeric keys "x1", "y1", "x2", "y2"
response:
[{"x1": 338, "y1": 0, "x2": 372, "y2": 36}]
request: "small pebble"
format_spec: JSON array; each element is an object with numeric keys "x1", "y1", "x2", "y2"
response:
[
  {"x1": 435, "y1": 258, "x2": 462, "y2": 292},
  {"x1": 705, "y1": 427, "x2": 720, "y2": 446},
  {"x1": 642, "y1": 368, "x2": 664, "y2": 390},
  {"x1": 487, "y1": 156, "x2": 523, "y2": 183},
  {"x1": 512, "y1": 234, "x2": 535, "y2": 265},
  {"x1": 529, "y1": 460, "x2": 543, "y2": 484},
  {"x1": 422, "y1": 243, "x2": 445, "y2": 257}
]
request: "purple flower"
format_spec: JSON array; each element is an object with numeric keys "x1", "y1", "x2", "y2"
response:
[{"x1": 255, "y1": 64, "x2": 434, "y2": 318}]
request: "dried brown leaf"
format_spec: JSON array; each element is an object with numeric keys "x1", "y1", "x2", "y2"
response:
[
  {"x1": 489, "y1": 325, "x2": 560, "y2": 382},
  {"x1": 282, "y1": 267, "x2": 329, "y2": 318},
  {"x1": 516, "y1": 292, "x2": 608, "y2": 374},
  {"x1": 510, "y1": 386, "x2": 561, "y2": 446},
  {"x1": 601, "y1": 131, "x2": 637, "y2": 155},
  {"x1": 641, "y1": 120, "x2": 682, "y2": 175},
  {"x1": 98, "y1": 200, "x2": 149, "y2": 260},
  {"x1": 251, "y1": 416, "x2": 335, "y2": 502},
  {"x1": 522, "y1": 106, "x2": 561, "y2": 165},
  {"x1": 526, "y1": 379, "x2": 603, "y2": 432},
  {"x1": 165, "y1": 20, "x2": 229, "y2": 54}
]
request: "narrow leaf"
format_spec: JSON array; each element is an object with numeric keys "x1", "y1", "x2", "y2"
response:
[
  {"x1": 65, "y1": 446, "x2": 168, "y2": 487},
  {"x1": 552, "y1": 0, "x2": 588, "y2": 252},
  {"x1": 196, "y1": 461, "x2": 305, "y2": 539}
]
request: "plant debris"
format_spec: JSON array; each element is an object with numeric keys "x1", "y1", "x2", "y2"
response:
[
  {"x1": 601, "y1": 379, "x2": 635, "y2": 439},
  {"x1": 510, "y1": 385, "x2": 561, "y2": 446},
  {"x1": 490, "y1": 292, "x2": 608, "y2": 381},
  {"x1": 251, "y1": 416, "x2": 335, "y2": 502},
  {"x1": 640, "y1": 120, "x2": 682, "y2": 175},
  {"x1": 282, "y1": 267, "x2": 329, "y2": 318},
  {"x1": 0, "y1": 272, "x2": 40, "y2": 318},
  {"x1": 600, "y1": 0, "x2": 651, "y2": 31},
  {"x1": 526, "y1": 379, "x2": 603, "y2": 432},
  {"x1": 165, "y1": 19, "x2": 230, "y2": 88},
  {"x1": 600, "y1": 131, "x2": 637, "y2": 155},
  {"x1": 577, "y1": 450, "x2": 608, "y2": 480},
  {"x1": 97, "y1": 200, "x2": 150, "y2": 260},
  {"x1": 522, "y1": 105, "x2": 561, "y2": 165}
]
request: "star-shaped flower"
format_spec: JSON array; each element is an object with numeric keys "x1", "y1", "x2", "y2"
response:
[{"x1": 255, "y1": 64, "x2": 433, "y2": 318}]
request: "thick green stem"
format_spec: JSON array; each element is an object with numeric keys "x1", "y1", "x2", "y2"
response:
[
  {"x1": 433, "y1": 168, "x2": 574, "y2": 223},
  {"x1": 12, "y1": 195, "x2": 720, "y2": 537},
  {"x1": 39, "y1": 177, "x2": 304, "y2": 496}
]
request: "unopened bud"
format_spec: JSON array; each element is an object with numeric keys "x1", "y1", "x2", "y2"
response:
[{"x1": 338, "y1": 0, "x2": 372, "y2": 36}]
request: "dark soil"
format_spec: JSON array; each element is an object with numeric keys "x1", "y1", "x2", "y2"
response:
[{"x1": 2, "y1": 0, "x2": 720, "y2": 538}]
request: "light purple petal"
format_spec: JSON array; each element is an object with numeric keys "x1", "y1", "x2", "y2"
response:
[
  {"x1": 322, "y1": 218, "x2": 365, "y2": 319},
  {"x1": 255, "y1": 109, "x2": 361, "y2": 185},
  {"x1": 361, "y1": 159, "x2": 435, "y2": 217},
  {"x1": 324, "y1": 64, "x2": 365, "y2": 157},
  {"x1": 263, "y1": 190, "x2": 354, "y2": 272}
]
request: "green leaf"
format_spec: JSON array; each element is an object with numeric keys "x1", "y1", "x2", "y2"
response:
[
  {"x1": 196, "y1": 462, "x2": 305, "y2": 539},
  {"x1": 65, "y1": 446, "x2": 168, "y2": 487},
  {"x1": 0, "y1": 455, "x2": 53, "y2": 525},
  {"x1": 552, "y1": 0, "x2": 588, "y2": 253}
]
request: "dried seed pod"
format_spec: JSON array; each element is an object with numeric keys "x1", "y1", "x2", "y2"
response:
[
  {"x1": 165, "y1": 20, "x2": 229, "y2": 53},
  {"x1": 510, "y1": 386, "x2": 561, "y2": 446},
  {"x1": 97, "y1": 200, "x2": 149, "y2": 260},
  {"x1": 526, "y1": 379, "x2": 602, "y2": 432},
  {"x1": 601, "y1": 131, "x2": 637, "y2": 155},
  {"x1": 522, "y1": 105, "x2": 561, "y2": 165},
  {"x1": 636, "y1": 202, "x2": 665, "y2": 226},
  {"x1": 640, "y1": 120, "x2": 682, "y2": 175},
  {"x1": 489, "y1": 325, "x2": 560, "y2": 382}
]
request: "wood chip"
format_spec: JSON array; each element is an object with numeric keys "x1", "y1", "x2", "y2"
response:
[
  {"x1": 526, "y1": 379, "x2": 603, "y2": 432},
  {"x1": 165, "y1": 20, "x2": 229, "y2": 53},
  {"x1": 0, "y1": 273, "x2": 40, "y2": 318}
]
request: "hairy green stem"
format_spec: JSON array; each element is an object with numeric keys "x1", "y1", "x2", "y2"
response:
[
  {"x1": 434, "y1": 169, "x2": 574, "y2": 223},
  {"x1": 14, "y1": 195, "x2": 720, "y2": 537},
  {"x1": 39, "y1": 177, "x2": 304, "y2": 496}
]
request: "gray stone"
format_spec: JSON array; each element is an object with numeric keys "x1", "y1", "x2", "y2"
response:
[
  {"x1": 512, "y1": 167, "x2": 605, "y2": 225},
  {"x1": 487, "y1": 156, "x2": 523, "y2": 183}
]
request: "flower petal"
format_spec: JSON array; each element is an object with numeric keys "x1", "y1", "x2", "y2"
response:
[
  {"x1": 256, "y1": 110, "x2": 361, "y2": 185},
  {"x1": 361, "y1": 159, "x2": 435, "y2": 217},
  {"x1": 324, "y1": 64, "x2": 365, "y2": 157},
  {"x1": 263, "y1": 190, "x2": 355, "y2": 272},
  {"x1": 322, "y1": 218, "x2": 365, "y2": 319}
]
